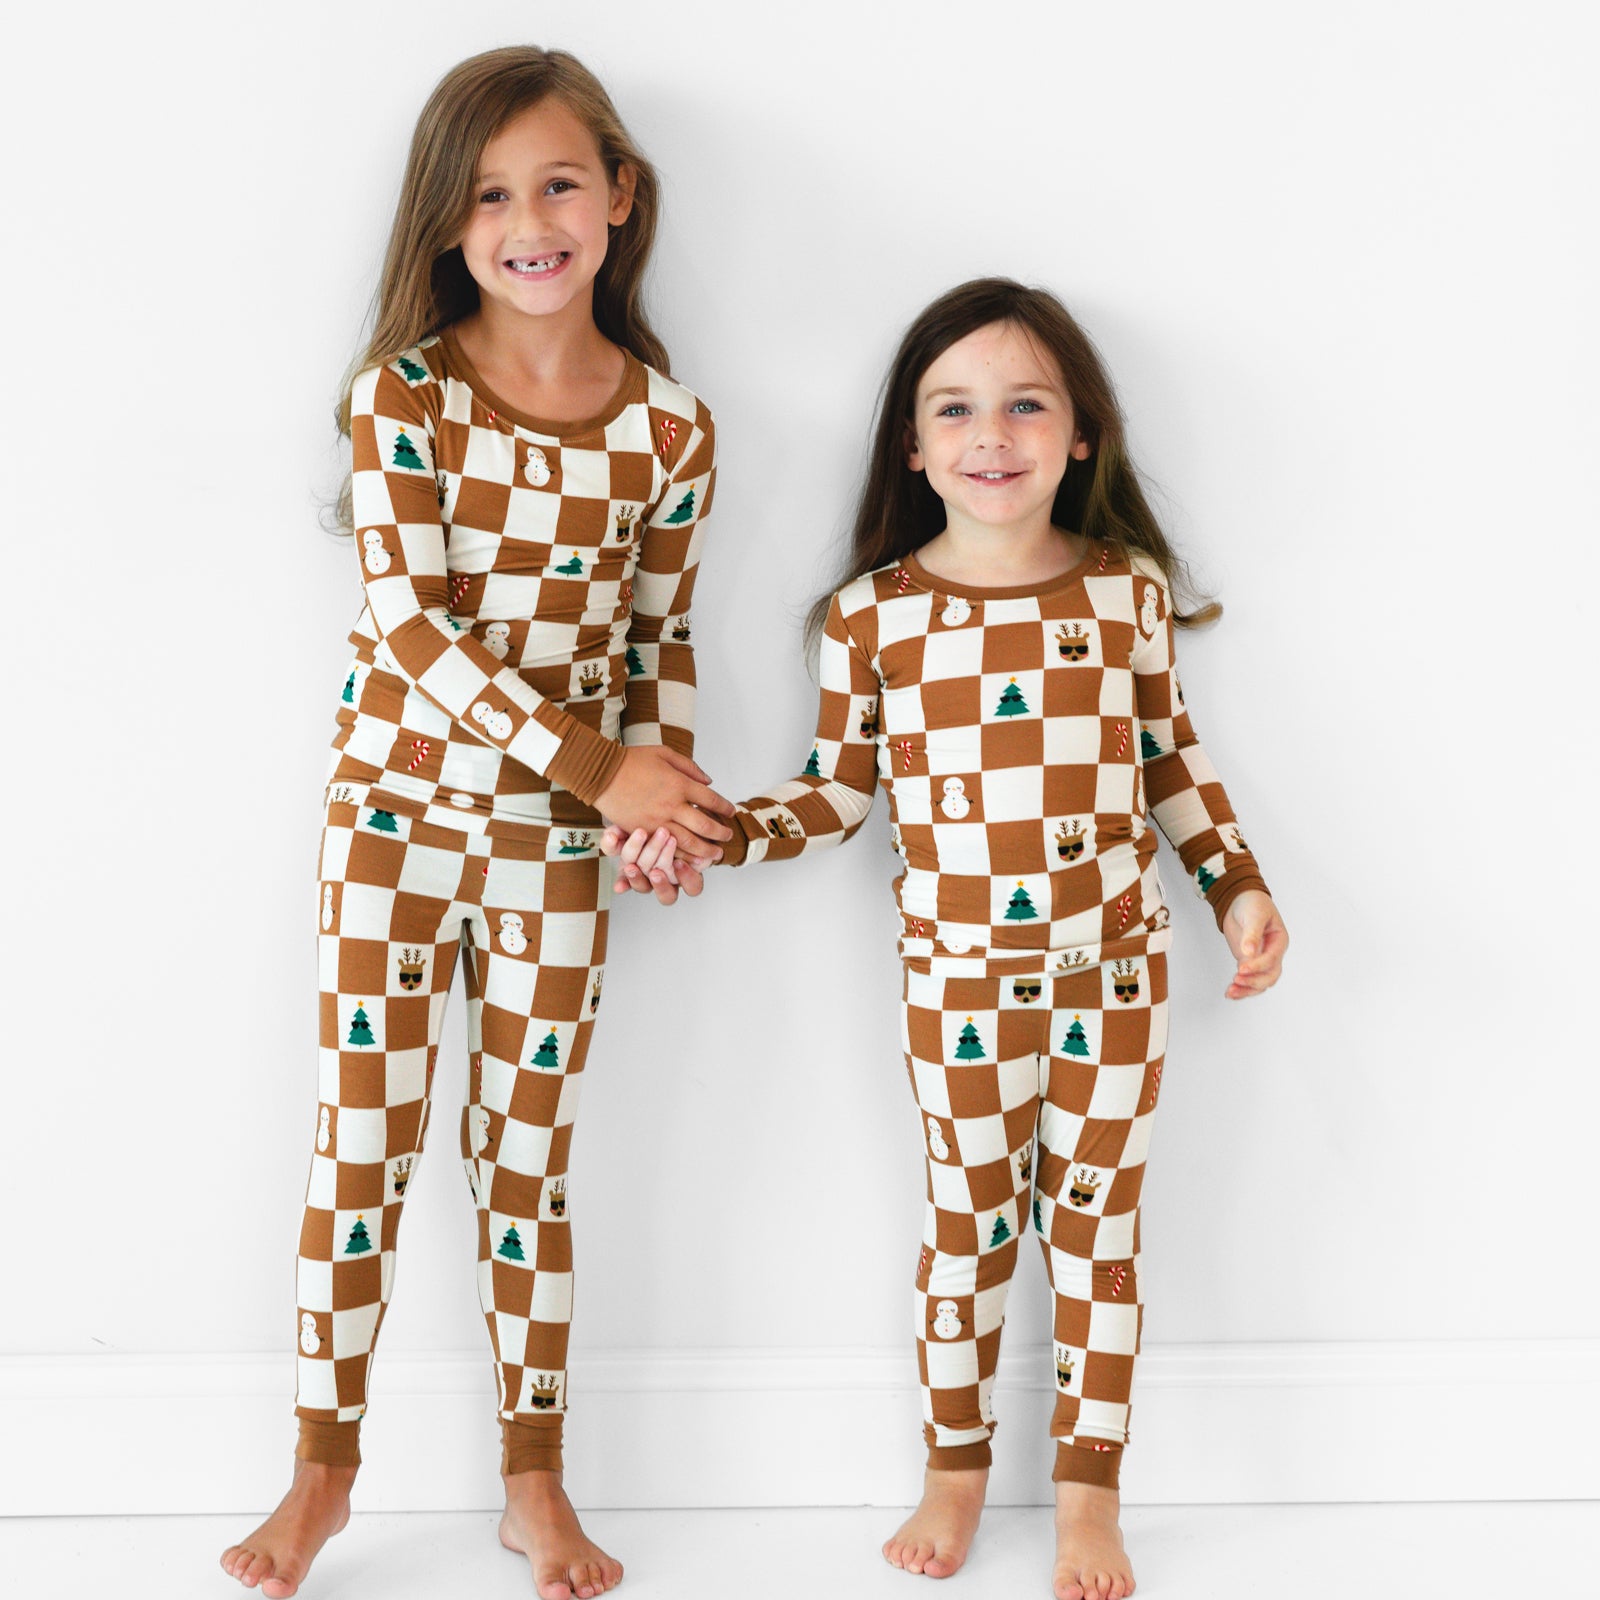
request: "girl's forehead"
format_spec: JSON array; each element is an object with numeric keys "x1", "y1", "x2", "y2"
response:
[
  {"x1": 919, "y1": 323, "x2": 1065, "y2": 394},
  {"x1": 478, "y1": 97, "x2": 604, "y2": 173}
]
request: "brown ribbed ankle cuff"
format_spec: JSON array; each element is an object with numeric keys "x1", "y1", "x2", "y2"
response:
[
  {"x1": 295, "y1": 1418, "x2": 362, "y2": 1467},
  {"x1": 502, "y1": 1416, "x2": 564, "y2": 1476},
  {"x1": 1053, "y1": 1440, "x2": 1121, "y2": 1489},
  {"x1": 926, "y1": 1440, "x2": 993, "y2": 1472}
]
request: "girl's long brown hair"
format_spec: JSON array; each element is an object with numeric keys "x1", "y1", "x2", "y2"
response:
[
  {"x1": 807, "y1": 277, "x2": 1219, "y2": 646},
  {"x1": 333, "y1": 47, "x2": 666, "y2": 526}
]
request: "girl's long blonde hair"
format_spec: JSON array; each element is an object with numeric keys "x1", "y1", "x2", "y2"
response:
[
  {"x1": 808, "y1": 277, "x2": 1219, "y2": 646},
  {"x1": 333, "y1": 47, "x2": 666, "y2": 525}
]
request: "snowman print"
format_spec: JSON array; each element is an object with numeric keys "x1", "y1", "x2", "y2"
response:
[
  {"x1": 470, "y1": 702, "x2": 513, "y2": 740},
  {"x1": 321, "y1": 885, "x2": 334, "y2": 930},
  {"x1": 316, "y1": 1106, "x2": 332, "y2": 1153},
  {"x1": 931, "y1": 1300, "x2": 964, "y2": 1340},
  {"x1": 941, "y1": 595, "x2": 972, "y2": 627},
  {"x1": 483, "y1": 622, "x2": 511, "y2": 661},
  {"x1": 299, "y1": 1313, "x2": 322, "y2": 1355},
  {"x1": 361, "y1": 529, "x2": 391, "y2": 575},
  {"x1": 525, "y1": 446, "x2": 551, "y2": 487},
  {"x1": 471, "y1": 1106, "x2": 493, "y2": 1156},
  {"x1": 940, "y1": 777, "x2": 971, "y2": 820},
  {"x1": 926, "y1": 1116, "x2": 950, "y2": 1162},
  {"x1": 1138, "y1": 582, "x2": 1160, "y2": 639},
  {"x1": 498, "y1": 913, "x2": 527, "y2": 955}
]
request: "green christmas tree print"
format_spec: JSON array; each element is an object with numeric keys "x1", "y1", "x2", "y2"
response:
[
  {"x1": 343, "y1": 1215, "x2": 372, "y2": 1255},
  {"x1": 1060, "y1": 1015, "x2": 1090, "y2": 1057},
  {"x1": 663, "y1": 486, "x2": 696, "y2": 524},
  {"x1": 1033, "y1": 1197, "x2": 1045, "y2": 1233},
  {"x1": 397, "y1": 354, "x2": 428, "y2": 383},
  {"x1": 994, "y1": 677, "x2": 1029, "y2": 717},
  {"x1": 347, "y1": 1003, "x2": 375, "y2": 1047},
  {"x1": 341, "y1": 669, "x2": 356, "y2": 704},
  {"x1": 391, "y1": 429, "x2": 425, "y2": 470},
  {"x1": 367, "y1": 810, "x2": 399, "y2": 833},
  {"x1": 989, "y1": 1212, "x2": 1012, "y2": 1247},
  {"x1": 1140, "y1": 727, "x2": 1162, "y2": 759},
  {"x1": 954, "y1": 1018, "x2": 986, "y2": 1061},
  {"x1": 1004, "y1": 881, "x2": 1038, "y2": 921},
  {"x1": 1196, "y1": 863, "x2": 1217, "y2": 893},
  {"x1": 804, "y1": 748, "x2": 822, "y2": 777},
  {"x1": 497, "y1": 1223, "x2": 526, "y2": 1262},
  {"x1": 531, "y1": 1029, "x2": 560, "y2": 1070},
  {"x1": 555, "y1": 551, "x2": 584, "y2": 576},
  {"x1": 626, "y1": 645, "x2": 645, "y2": 677}
]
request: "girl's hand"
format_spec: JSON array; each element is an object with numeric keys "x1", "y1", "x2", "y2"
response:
[
  {"x1": 593, "y1": 746, "x2": 736, "y2": 856},
  {"x1": 1220, "y1": 890, "x2": 1288, "y2": 1000},
  {"x1": 600, "y1": 824, "x2": 718, "y2": 904}
]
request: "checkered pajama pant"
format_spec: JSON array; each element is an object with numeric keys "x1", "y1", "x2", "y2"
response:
[
  {"x1": 904, "y1": 951, "x2": 1169, "y2": 1489},
  {"x1": 294, "y1": 795, "x2": 609, "y2": 1475}
]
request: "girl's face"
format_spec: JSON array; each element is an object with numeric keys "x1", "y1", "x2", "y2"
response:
[
  {"x1": 458, "y1": 97, "x2": 636, "y2": 327},
  {"x1": 908, "y1": 322, "x2": 1090, "y2": 537}
]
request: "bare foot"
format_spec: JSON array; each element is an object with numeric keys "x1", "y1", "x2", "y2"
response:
[
  {"x1": 882, "y1": 1465, "x2": 988, "y2": 1578},
  {"x1": 219, "y1": 1458, "x2": 356, "y2": 1597},
  {"x1": 499, "y1": 1470, "x2": 623, "y2": 1599},
  {"x1": 1053, "y1": 1480, "x2": 1135, "y2": 1600}
]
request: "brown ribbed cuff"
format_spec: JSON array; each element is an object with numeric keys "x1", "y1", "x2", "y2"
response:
[
  {"x1": 1208, "y1": 870, "x2": 1270, "y2": 930},
  {"x1": 1053, "y1": 1440, "x2": 1121, "y2": 1489},
  {"x1": 926, "y1": 1440, "x2": 993, "y2": 1472},
  {"x1": 295, "y1": 1417, "x2": 362, "y2": 1467},
  {"x1": 502, "y1": 1415, "x2": 564, "y2": 1476},
  {"x1": 544, "y1": 718, "x2": 628, "y2": 809},
  {"x1": 716, "y1": 814, "x2": 757, "y2": 866}
]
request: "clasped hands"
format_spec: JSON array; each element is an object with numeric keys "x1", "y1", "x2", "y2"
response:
[{"x1": 592, "y1": 744, "x2": 730, "y2": 904}]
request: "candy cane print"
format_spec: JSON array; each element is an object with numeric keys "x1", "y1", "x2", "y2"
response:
[
  {"x1": 1115, "y1": 722, "x2": 1129, "y2": 757},
  {"x1": 895, "y1": 567, "x2": 911, "y2": 592},
  {"x1": 1116, "y1": 891, "x2": 1133, "y2": 929},
  {"x1": 658, "y1": 417, "x2": 678, "y2": 458},
  {"x1": 897, "y1": 739, "x2": 914, "y2": 771},
  {"x1": 408, "y1": 739, "x2": 431, "y2": 772},
  {"x1": 1108, "y1": 1265, "x2": 1127, "y2": 1297},
  {"x1": 449, "y1": 573, "x2": 470, "y2": 607}
]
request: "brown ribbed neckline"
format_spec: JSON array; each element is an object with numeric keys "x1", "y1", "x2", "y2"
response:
[
  {"x1": 901, "y1": 540, "x2": 1105, "y2": 602},
  {"x1": 436, "y1": 325, "x2": 646, "y2": 439}
]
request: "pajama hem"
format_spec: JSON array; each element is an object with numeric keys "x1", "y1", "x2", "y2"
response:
[
  {"x1": 926, "y1": 1441, "x2": 994, "y2": 1472},
  {"x1": 1052, "y1": 1442, "x2": 1122, "y2": 1490},
  {"x1": 502, "y1": 1416, "x2": 564, "y2": 1475},
  {"x1": 295, "y1": 1418, "x2": 362, "y2": 1468}
]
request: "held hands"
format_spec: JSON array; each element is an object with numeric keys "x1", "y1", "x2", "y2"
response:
[
  {"x1": 592, "y1": 746, "x2": 735, "y2": 862},
  {"x1": 1220, "y1": 890, "x2": 1289, "y2": 1000},
  {"x1": 598, "y1": 823, "x2": 720, "y2": 905}
]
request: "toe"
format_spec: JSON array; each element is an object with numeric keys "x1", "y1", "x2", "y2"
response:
[
  {"x1": 602, "y1": 1556, "x2": 624, "y2": 1589},
  {"x1": 240, "y1": 1551, "x2": 273, "y2": 1588},
  {"x1": 536, "y1": 1564, "x2": 574, "y2": 1600}
]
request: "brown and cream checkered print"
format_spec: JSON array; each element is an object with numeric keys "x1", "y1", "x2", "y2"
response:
[
  {"x1": 330, "y1": 329, "x2": 716, "y2": 835},
  {"x1": 721, "y1": 545, "x2": 1267, "y2": 974},
  {"x1": 295, "y1": 792, "x2": 611, "y2": 1474}
]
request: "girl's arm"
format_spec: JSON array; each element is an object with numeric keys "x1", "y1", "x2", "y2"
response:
[
  {"x1": 717, "y1": 590, "x2": 883, "y2": 866},
  {"x1": 618, "y1": 400, "x2": 716, "y2": 761},
  {"x1": 1130, "y1": 568, "x2": 1271, "y2": 930},
  {"x1": 350, "y1": 357, "x2": 623, "y2": 807}
]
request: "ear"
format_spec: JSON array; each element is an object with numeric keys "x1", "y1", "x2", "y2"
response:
[
  {"x1": 609, "y1": 161, "x2": 638, "y2": 227},
  {"x1": 906, "y1": 426, "x2": 924, "y2": 473},
  {"x1": 1070, "y1": 435, "x2": 1092, "y2": 461}
]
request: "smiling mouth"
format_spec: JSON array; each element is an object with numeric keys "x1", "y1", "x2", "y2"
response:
[
  {"x1": 966, "y1": 470, "x2": 1023, "y2": 482},
  {"x1": 506, "y1": 252, "x2": 570, "y2": 275}
]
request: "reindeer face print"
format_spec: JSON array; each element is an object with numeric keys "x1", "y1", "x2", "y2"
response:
[
  {"x1": 397, "y1": 948, "x2": 426, "y2": 992},
  {"x1": 1056, "y1": 621, "x2": 1091, "y2": 661},
  {"x1": 1055, "y1": 818, "x2": 1086, "y2": 861},
  {"x1": 1013, "y1": 978, "x2": 1043, "y2": 1005},
  {"x1": 547, "y1": 1177, "x2": 567, "y2": 1218},
  {"x1": 1054, "y1": 1343, "x2": 1076, "y2": 1390},
  {"x1": 1067, "y1": 1167, "x2": 1102, "y2": 1208},
  {"x1": 1112, "y1": 960, "x2": 1141, "y2": 1003}
]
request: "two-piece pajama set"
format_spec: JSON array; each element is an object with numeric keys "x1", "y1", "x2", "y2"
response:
[
  {"x1": 295, "y1": 331, "x2": 715, "y2": 1475},
  {"x1": 719, "y1": 546, "x2": 1268, "y2": 1488}
]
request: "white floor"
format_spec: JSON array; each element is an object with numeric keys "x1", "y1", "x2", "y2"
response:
[{"x1": 3, "y1": 1502, "x2": 1596, "y2": 1599}]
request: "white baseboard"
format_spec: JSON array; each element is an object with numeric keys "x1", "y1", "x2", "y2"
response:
[{"x1": 4, "y1": 1341, "x2": 1596, "y2": 1514}]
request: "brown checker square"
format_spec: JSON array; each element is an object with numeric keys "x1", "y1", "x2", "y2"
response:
[
  {"x1": 331, "y1": 1054, "x2": 389, "y2": 1112},
  {"x1": 1097, "y1": 716, "x2": 1136, "y2": 766},
  {"x1": 345, "y1": 832, "x2": 406, "y2": 891},
  {"x1": 919, "y1": 1291, "x2": 975, "y2": 1348},
  {"x1": 877, "y1": 633, "x2": 928, "y2": 692},
  {"x1": 1075, "y1": 1116, "x2": 1136, "y2": 1173},
  {"x1": 943, "y1": 1064, "x2": 1003, "y2": 1120},
  {"x1": 540, "y1": 858, "x2": 602, "y2": 918},
  {"x1": 490, "y1": 1259, "x2": 536, "y2": 1316},
  {"x1": 487, "y1": 1169, "x2": 542, "y2": 1218},
  {"x1": 504, "y1": 1066, "x2": 566, "y2": 1129},
  {"x1": 982, "y1": 621, "x2": 1045, "y2": 672},
  {"x1": 1093, "y1": 1260, "x2": 1138, "y2": 1303},
  {"x1": 1050, "y1": 1296, "x2": 1094, "y2": 1348},
  {"x1": 1099, "y1": 1008, "x2": 1153, "y2": 1066},
  {"x1": 299, "y1": 1208, "x2": 335, "y2": 1261},
  {"x1": 980, "y1": 719, "x2": 1044, "y2": 769},
  {"x1": 452, "y1": 475, "x2": 512, "y2": 533},
  {"x1": 384, "y1": 995, "x2": 431, "y2": 1052},
  {"x1": 433, "y1": 413, "x2": 471, "y2": 461},
  {"x1": 333, "y1": 1163, "x2": 386, "y2": 1209},
  {"x1": 989, "y1": 819, "x2": 1049, "y2": 874},
  {"x1": 1047, "y1": 1209, "x2": 1102, "y2": 1260},
  {"x1": 391, "y1": 725, "x2": 441, "y2": 784},
  {"x1": 334, "y1": 1356, "x2": 370, "y2": 1408},
  {"x1": 933, "y1": 1207, "x2": 983, "y2": 1256},
  {"x1": 1097, "y1": 620, "x2": 1137, "y2": 669},
  {"x1": 1041, "y1": 765, "x2": 1101, "y2": 816},
  {"x1": 330, "y1": 1255, "x2": 382, "y2": 1312},
  {"x1": 385, "y1": 1101, "x2": 427, "y2": 1155},
  {"x1": 1041, "y1": 663, "x2": 1104, "y2": 717},
  {"x1": 967, "y1": 1157, "x2": 1021, "y2": 1212},
  {"x1": 555, "y1": 496, "x2": 610, "y2": 543},
  {"x1": 1102, "y1": 1166, "x2": 1147, "y2": 1217},
  {"x1": 1083, "y1": 1352, "x2": 1136, "y2": 1402},
  {"x1": 609, "y1": 450, "x2": 657, "y2": 503},
  {"x1": 994, "y1": 1007, "x2": 1046, "y2": 1062},
  {"x1": 1048, "y1": 965, "x2": 1104, "y2": 1013},
  {"x1": 922, "y1": 677, "x2": 982, "y2": 729},
  {"x1": 533, "y1": 1221, "x2": 575, "y2": 1274}
]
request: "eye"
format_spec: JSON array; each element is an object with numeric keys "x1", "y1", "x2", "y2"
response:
[
  {"x1": 1012, "y1": 399, "x2": 1044, "y2": 413},
  {"x1": 478, "y1": 188, "x2": 509, "y2": 204},
  {"x1": 546, "y1": 179, "x2": 577, "y2": 195},
  {"x1": 936, "y1": 404, "x2": 970, "y2": 418}
]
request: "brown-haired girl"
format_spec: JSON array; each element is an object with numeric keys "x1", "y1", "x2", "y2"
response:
[
  {"x1": 608, "y1": 278, "x2": 1289, "y2": 1600},
  {"x1": 222, "y1": 46, "x2": 734, "y2": 1600}
]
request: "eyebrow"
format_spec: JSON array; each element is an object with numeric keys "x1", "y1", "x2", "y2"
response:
[
  {"x1": 475, "y1": 160, "x2": 589, "y2": 182},
  {"x1": 925, "y1": 383, "x2": 1057, "y2": 399}
]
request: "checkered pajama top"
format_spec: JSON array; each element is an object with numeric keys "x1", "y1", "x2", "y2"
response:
[
  {"x1": 326, "y1": 329, "x2": 716, "y2": 837},
  {"x1": 720, "y1": 545, "x2": 1269, "y2": 976}
]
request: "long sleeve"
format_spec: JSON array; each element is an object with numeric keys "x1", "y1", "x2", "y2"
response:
[
  {"x1": 619, "y1": 403, "x2": 716, "y2": 759},
  {"x1": 349, "y1": 360, "x2": 623, "y2": 807},
  {"x1": 720, "y1": 591, "x2": 880, "y2": 866},
  {"x1": 1131, "y1": 569, "x2": 1269, "y2": 927}
]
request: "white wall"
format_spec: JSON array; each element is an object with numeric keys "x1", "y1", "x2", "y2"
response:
[{"x1": 3, "y1": 0, "x2": 1595, "y2": 1508}]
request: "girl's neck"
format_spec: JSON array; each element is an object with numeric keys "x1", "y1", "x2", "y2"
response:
[
  {"x1": 914, "y1": 517, "x2": 1088, "y2": 590},
  {"x1": 451, "y1": 293, "x2": 625, "y2": 424}
]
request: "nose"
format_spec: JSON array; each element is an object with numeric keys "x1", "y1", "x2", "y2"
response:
[{"x1": 970, "y1": 405, "x2": 1014, "y2": 454}]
